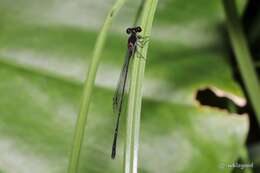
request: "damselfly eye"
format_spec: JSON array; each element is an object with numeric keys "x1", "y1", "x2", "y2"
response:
[
  {"x1": 135, "y1": 26, "x2": 142, "y2": 32},
  {"x1": 126, "y1": 28, "x2": 131, "y2": 34}
]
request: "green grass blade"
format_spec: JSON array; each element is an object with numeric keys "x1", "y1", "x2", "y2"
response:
[
  {"x1": 133, "y1": 0, "x2": 145, "y2": 26},
  {"x1": 124, "y1": 0, "x2": 158, "y2": 173},
  {"x1": 67, "y1": 0, "x2": 127, "y2": 172},
  {"x1": 222, "y1": 0, "x2": 260, "y2": 123},
  {"x1": 255, "y1": 61, "x2": 260, "y2": 68}
]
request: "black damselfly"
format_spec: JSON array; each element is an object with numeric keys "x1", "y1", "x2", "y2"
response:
[{"x1": 111, "y1": 26, "x2": 144, "y2": 159}]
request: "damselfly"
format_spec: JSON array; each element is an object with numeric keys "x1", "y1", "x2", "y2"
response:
[{"x1": 111, "y1": 26, "x2": 145, "y2": 159}]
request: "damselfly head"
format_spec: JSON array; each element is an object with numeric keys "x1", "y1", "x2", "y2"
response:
[{"x1": 126, "y1": 26, "x2": 142, "y2": 34}]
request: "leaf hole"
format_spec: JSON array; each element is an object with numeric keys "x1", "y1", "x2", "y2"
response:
[{"x1": 195, "y1": 87, "x2": 247, "y2": 115}]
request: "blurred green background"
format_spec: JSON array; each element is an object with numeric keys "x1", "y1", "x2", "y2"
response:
[{"x1": 0, "y1": 0, "x2": 259, "y2": 173}]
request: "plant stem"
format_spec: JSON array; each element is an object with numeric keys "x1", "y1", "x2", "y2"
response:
[
  {"x1": 255, "y1": 61, "x2": 260, "y2": 68},
  {"x1": 222, "y1": 0, "x2": 260, "y2": 124},
  {"x1": 124, "y1": 0, "x2": 158, "y2": 173},
  {"x1": 67, "y1": 0, "x2": 127, "y2": 172},
  {"x1": 133, "y1": 0, "x2": 145, "y2": 26}
]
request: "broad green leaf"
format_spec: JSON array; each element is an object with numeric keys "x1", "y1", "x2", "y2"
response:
[
  {"x1": 0, "y1": 63, "x2": 248, "y2": 173},
  {"x1": 0, "y1": 0, "x2": 249, "y2": 173}
]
